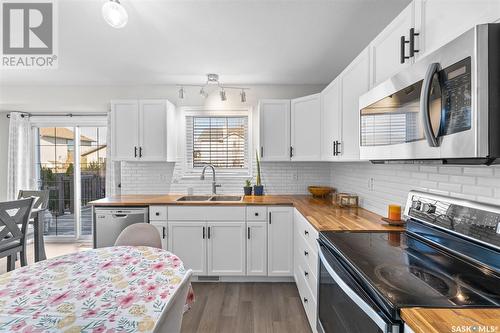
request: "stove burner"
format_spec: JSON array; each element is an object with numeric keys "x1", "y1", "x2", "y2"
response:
[{"x1": 374, "y1": 264, "x2": 458, "y2": 298}]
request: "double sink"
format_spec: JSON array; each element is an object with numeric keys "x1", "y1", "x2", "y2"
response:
[{"x1": 176, "y1": 195, "x2": 243, "y2": 202}]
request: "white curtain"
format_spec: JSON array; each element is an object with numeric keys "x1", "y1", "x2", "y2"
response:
[{"x1": 7, "y1": 112, "x2": 33, "y2": 200}]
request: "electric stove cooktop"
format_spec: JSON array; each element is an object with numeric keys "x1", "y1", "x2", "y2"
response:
[{"x1": 320, "y1": 230, "x2": 500, "y2": 319}]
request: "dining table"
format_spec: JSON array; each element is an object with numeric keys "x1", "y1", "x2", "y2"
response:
[{"x1": 0, "y1": 246, "x2": 194, "y2": 332}]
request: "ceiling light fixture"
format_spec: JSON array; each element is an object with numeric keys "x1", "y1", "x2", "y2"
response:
[
  {"x1": 177, "y1": 74, "x2": 249, "y2": 103},
  {"x1": 102, "y1": 0, "x2": 128, "y2": 29}
]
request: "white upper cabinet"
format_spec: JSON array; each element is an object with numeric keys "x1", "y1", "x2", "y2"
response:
[
  {"x1": 415, "y1": 0, "x2": 500, "y2": 59},
  {"x1": 111, "y1": 100, "x2": 140, "y2": 161},
  {"x1": 339, "y1": 47, "x2": 370, "y2": 161},
  {"x1": 259, "y1": 100, "x2": 291, "y2": 161},
  {"x1": 291, "y1": 94, "x2": 321, "y2": 161},
  {"x1": 370, "y1": 2, "x2": 415, "y2": 86},
  {"x1": 111, "y1": 99, "x2": 176, "y2": 162},
  {"x1": 320, "y1": 78, "x2": 341, "y2": 161}
]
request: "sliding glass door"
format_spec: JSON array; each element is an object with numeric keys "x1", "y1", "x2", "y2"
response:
[{"x1": 34, "y1": 124, "x2": 107, "y2": 240}]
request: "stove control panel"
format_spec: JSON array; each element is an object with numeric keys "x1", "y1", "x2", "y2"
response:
[{"x1": 406, "y1": 193, "x2": 500, "y2": 248}]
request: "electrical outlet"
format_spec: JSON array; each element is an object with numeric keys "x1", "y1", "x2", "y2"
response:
[
  {"x1": 292, "y1": 171, "x2": 299, "y2": 181},
  {"x1": 368, "y1": 177, "x2": 374, "y2": 191}
]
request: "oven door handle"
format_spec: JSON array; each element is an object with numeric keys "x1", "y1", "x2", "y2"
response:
[
  {"x1": 318, "y1": 245, "x2": 392, "y2": 333},
  {"x1": 420, "y1": 62, "x2": 441, "y2": 148}
]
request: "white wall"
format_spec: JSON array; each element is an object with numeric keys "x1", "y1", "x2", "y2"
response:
[
  {"x1": 331, "y1": 162, "x2": 500, "y2": 216},
  {"x1": 0, "y1": 113, "x2": 9, "y2": 201}
]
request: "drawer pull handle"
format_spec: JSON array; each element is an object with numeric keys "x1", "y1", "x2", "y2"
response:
[
  {"x1": 255, "y1": 212, "x2": 259, "y2": 216},
  {"x1": 304, "y1": 250, "x2": 309, "y2": 256},
  {"x1": 304, "y1": 230, "x2": 309, "y2": 236},
  {"x1": 304, "y1": 271, "x2": 309, "y2": 277},
  {"x1": 303, "y1": 297, "x2": 308, "y2": 303},
  {"x1": 162, "y1": 226, "x2": 166, "y2": 239},
  {"x1": 156, "y1": 212, "x2": 160, "y2": 216}
]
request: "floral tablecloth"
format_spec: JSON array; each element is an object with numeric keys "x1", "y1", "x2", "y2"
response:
[{"x1": 0, "y1": 246, "x2": 194, "y2": 333}]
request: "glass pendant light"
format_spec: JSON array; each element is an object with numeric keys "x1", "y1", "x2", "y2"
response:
[{"x1": 102, "y1": 0, "x2": 128, "y2": 29}]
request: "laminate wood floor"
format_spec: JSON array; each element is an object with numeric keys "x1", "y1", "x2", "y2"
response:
[{"x1": 181, "y1": 282, "x2": 313, "y2": 333}]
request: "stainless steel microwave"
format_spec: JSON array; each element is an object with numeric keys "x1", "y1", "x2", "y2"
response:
[{"x1": 359, "y1": 24, "x2": 500, "y2": 165}]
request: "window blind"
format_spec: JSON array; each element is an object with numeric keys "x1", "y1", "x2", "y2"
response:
[{"x1": 186, "y1": 116, "x2": 248, "y2": 169}]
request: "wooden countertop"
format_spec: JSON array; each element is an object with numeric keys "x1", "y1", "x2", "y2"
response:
[
  {"x1": 90, "y1": 194, "x2": 404, "y2": 232},
  {"x1": 401, "y1": 308, "x2": 500, "y2": 333}
]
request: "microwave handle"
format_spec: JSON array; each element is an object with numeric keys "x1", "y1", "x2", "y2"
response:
[
  {"x1": 420, "y1": 62, "x2": 441, "y2": 147},
  {"x1": 318, "y1": 243, "x2": 392, "y2": 333}
]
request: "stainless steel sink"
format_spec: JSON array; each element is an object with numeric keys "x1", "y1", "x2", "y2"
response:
[
  {"x1": 176, "y1": 195, "x2": 242, "y2": 202},
  {"x1": 209, "y1": 195, "x2": 242, "y2": 202},
  {"x1": 176, "y1": 195, "x2": 212, "y2": 202}
]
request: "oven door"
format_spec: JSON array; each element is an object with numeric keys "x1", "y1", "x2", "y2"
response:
[{"x1": 317, "y1": 240, "x2": 400, "y2": 333}]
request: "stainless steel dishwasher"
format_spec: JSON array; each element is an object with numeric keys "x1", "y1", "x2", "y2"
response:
[{"x1": 94, "y1": 207, "x2": 149, "y2": 248}]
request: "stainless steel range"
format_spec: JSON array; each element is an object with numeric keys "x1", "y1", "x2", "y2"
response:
[{"x1": 317, "y1": 191, "x2": 500, "y2": 333}]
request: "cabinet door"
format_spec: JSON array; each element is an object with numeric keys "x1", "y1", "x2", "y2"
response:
[
  {"x1": 111, "y1": 100, "x2": 139, "y2": 161},
  {"x1": 291, "y1": 94, "x2": 321, "y2": 161},
  {"x1": 168, "y1": 221, "x2": 206, "y2": 275},
  {"x1": 259, "y1": 100, "x2": 291, "y2": 161},
  {"x1": 320, "y1": 79, "x2": 341, "y2": 161},
  {"x1": 139, "y1": 100, "x2": 167, "y2": 161},
  {"x1": 151, "y1": 221, "x2": 168, "y2": 250},
  {"x1": 247, "y1": 222, "x2": 267, "y2": 276},
  {"x1": 340, "y1": 48, "x2": 370, "y2": 161},
  {"x1": 207, "y1": 222, "x2": 246, "y2": 276},
  {"x1": 416, "y1": 0, "x2": 500, "y2": 59},
  {"x1": 268, "y1": 207, "x2": 293, "y2": 276},
  {"x1": 370, "y1": 2, "x2": 414, "y2": 86}
]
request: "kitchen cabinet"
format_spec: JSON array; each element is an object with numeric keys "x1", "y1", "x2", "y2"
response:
[
  {"x1": 291, "y1": 94, "x2": 321, "y2": 161},
  {"x1": 415, "y1": 0, "x2": 500, "y2": 59},
  {"x1": 207, "y1": 222, "x2": 246, "y2": 276},
  {"x1": 339, "y1": 47, "x2": 370, "y2": 161},
  {"x1": 259, "y1": 100, "x2": 291, "y2": 161},
  {"x1": 151, "y1": 221, "x2": 168, "y2": 249},
  {"x1": 268, "y1": 207, "x2": 293, "y2": 276},
  {"x1": 111, "y1": 99, "x2": 176, "y2": 162},
  {"x1": 370, "y1": 1, "x2": 415, "y2": 86},
  {"x1": 246, "y1": 222, "x2": 267, "y2": 276},
  {"x1": 168, "y1": 221, "x2": 207, "y2": 275},
  {"x1": 320, "y1": 78, "x2": 341, "y2": 161}
]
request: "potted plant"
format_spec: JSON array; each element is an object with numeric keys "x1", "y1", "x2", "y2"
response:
[
  {"x1": 254, "y1": 150, "x2": 264, "y2": 196},
  {"x1": 244, "y1": 179, "x2": 253, "y2": 195}
]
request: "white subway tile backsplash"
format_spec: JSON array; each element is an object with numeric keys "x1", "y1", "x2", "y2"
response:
[{"x1": 331, "y1": 162, "x2": 500, "y2": 216}]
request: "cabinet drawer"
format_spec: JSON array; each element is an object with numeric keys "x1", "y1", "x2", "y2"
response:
[
  {"x1": 246, "y1": 206, "x2": 267, "y2": 221},
  {"x1": 150, "y1": 206, "x2": 167, "y2": 221},
  {"x1": 295, "y1": 263, "x2": 317, "y2": 333},
  {"x1": 168, "y1": 206, "x2": 245, "y2": 221},
  {"x1": 294, "y1": 209, "x2": 319, "y2": 251},
  {"x1": 295, "y1": 237, "x2": 318, "y2": 292}
]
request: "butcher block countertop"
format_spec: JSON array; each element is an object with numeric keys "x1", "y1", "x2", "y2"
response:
[
  {"x1": 90, "y1": 194, "x2": 404, "y2": 232},
  {"x1": 401, "y1": 308, "x2": 500, "y2": 333}
]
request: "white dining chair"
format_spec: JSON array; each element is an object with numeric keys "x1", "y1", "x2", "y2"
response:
[
  {"x1": 154, "y1": 269, "x2": 193, "y2": 333},
  {"x1": 114, "y1": 223, "x2": 162, "y2": 248}
]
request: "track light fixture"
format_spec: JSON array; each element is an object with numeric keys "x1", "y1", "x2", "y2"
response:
[{"x1": 177, "y1": 74, "x2": 249, "y2": 103}]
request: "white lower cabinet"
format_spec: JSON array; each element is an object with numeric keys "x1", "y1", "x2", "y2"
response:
[
  {"x1": 207, "y1": 222, "x2": 246, "y2": 276},
  {"x1": 246, "y1": 222, "x2": 268, "y2": 276},
  {"x1": 151, "y1": 221, "x2": 168, "y2": 250},
  {"x1": 268, "y1": 207, "x2": 294, "y2": 276},
  {"x1": 168, "y1": 221, "x2": 207, "y2": 275}
]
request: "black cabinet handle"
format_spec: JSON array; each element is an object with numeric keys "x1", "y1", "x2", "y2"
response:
[
  {"x1": 139, "y1": 147, "x2": 143, "y2": 158},
  {"x1": 290, "y1": 146, "x2": 294, "y2": 158},
  {"x1": 208, "y1": 226, "x2": 211, "y2": 239},
  {"x1": 400, "y1": 35, "x2": 410, "y2": 64},
  {"x1": 304, "y1": 230, "x2": 309, "y2": 236},
  {"x1": 303, "y1": 297, "x2": 308, "y2": 303},
  {"x1": 333, "y1": 141, "x2": 337, "y2": 156},
  {"x1": 134, "y1": 146, "x2": 138, "y2": 158},
  {"x1": 269, "y1": 212, "x2": 272, "y2": 224},
  {"x1": 202, "y1": 226, "x2": 205, "y2": 239},
  {"x1": 248, "y1": 227, "x2": 250, "y2": 239},
  {"x1": 304, "y1": 271, "x2": 309, "y2": 277},
  {"x1": 162, "y1": 226, "x2": 166, "y2": 239},
  {"x1": 155, "y1": 212, "x2": 160, "y2": 216},
  {"x1": 261, "y1": 146, "x2": 263, "y2": 158},
  {"x1": 255, "y1": 212, "x2": 259, "y2": 216},
  {"x1": 409, "y1": 28, "x2": 420, "y2": 57},
  {"x1": 304, "y1": 250, "x2": 309, "y2": 256}
]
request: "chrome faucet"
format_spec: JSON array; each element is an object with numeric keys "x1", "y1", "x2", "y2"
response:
[{"x1": 200, "y1": 164, "x2": 221, "y2": 195}]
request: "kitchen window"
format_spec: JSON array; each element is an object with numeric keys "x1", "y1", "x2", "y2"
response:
[{"x1": 185, "y1": 114, "x2": 249, "y2": 175}]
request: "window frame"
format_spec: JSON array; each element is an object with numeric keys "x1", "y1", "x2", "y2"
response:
[{"x1": 180, "y1": 107, "x2": 253, "y2": 178}]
